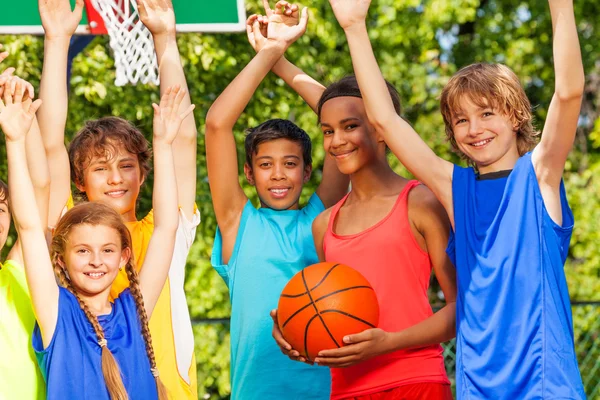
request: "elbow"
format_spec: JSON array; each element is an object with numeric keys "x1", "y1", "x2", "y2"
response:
[
  {"x1": 369, "y1": 112, "x2": 400, "y2": 135},
  {"x1": 204, "y1": 107, "x2": 227, "y2": 135},
  {"x1": 555, "y1": 79, "x2": 585, "y2": 102}
]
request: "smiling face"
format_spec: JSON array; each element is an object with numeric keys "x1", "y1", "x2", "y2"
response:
[
  {"x1": 61, "y1": 223, "x2": 130, "y2": 300},
  {"x1": 244, "y1": 138, "x2": 311, "y2": 210},
  {"x1": 320, "y1": 97, "x2": 384, "y2": 175},
  {"x1": 76, "y1": 144, "x2": 144, "y2": 223},
  {"x1": 450, "y1": 96, "x2": 520, "y2": 173}
]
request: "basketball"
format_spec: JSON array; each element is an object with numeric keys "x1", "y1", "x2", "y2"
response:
[{"x1": 277, "y1": 262, "x2": 380, "y2": 362}]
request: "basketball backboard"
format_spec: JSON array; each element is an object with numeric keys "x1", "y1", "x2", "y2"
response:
[{"x1": 0, "y1": 0, "x2": 246, "y2": 34}]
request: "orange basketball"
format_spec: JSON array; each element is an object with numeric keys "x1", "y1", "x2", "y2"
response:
[{"x1": 277, "y1": 262, "x2": 379, "y2": 362}]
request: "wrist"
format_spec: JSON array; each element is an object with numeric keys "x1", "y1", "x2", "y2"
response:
[
  {"x1": 5, "y1": 137, "x2": 27, "y2": 145},
  {"x1": 343, "y1": 22, "x2": 368, "y2": 35},
  {"x1": 152, "y1": 138, "x2": 175, "y2": 147},
  {"x1": 152, "y1": 31, "x2": 177, "y2": 43},
  {"x1": 261, "y1": 41, "x2": 288, "y2": 56},
  {"x1": 44, "y1": 35, "x2": 72, "y2": 44}
]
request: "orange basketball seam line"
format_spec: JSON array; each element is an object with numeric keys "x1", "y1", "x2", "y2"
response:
[
  {"x1": 319, "y1": 309, "x2": 377, "y2": 328},
  {"x1": 300, "y1": 268, "x2": 340, "y2": 361},
  {"x1": 281, "y1": 286, "x2": 374, "y2": 328},
  {"x1": 280, "y1": 263, "x2": 341, "y2": 298}
]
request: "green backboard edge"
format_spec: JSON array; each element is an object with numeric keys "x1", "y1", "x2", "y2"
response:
[{"x1": 0, "y1": 0, "x2": 246, "y2": 34}]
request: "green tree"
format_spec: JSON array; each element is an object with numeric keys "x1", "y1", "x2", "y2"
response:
[{"x1": 1, "y1": 0, "x2": 599, "y2": 397}]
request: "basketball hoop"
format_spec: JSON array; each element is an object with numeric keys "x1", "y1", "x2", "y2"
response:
[{"x1": 86, "y1": 0, "x2": 159, "y2": 86}]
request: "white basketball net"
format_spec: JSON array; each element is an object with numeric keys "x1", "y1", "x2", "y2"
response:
[{"x1": 90, "y1": 0, "x2": 159, "y2": 86}]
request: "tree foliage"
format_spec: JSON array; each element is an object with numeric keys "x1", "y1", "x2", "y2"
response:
[{"x1": 1, "y1": 0, "x2": 599, "y2": 397}]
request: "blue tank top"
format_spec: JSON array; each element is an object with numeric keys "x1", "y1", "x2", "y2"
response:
[
  {"x1": 212, "y1": 193, "x2": 331, "y2": 400},
  {"x1": 32, "y1": 287, "x2": 158, "y2": 400},
  {"x1": 448, "y1": 152, "x2": 585, "y2": 399}
]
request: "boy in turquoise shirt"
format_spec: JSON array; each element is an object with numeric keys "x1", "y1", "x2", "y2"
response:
[{"x1": 205, "y1": 3, "x2": 347, "y2": 399}]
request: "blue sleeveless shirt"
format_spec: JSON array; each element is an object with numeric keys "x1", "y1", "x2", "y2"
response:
[
  {"x1": 448, "y1": 152, "x2": 585, "y2": 399},
  {"x1": 212, "y1": 194, "x2": 331, "y2": 400},
  {"x1": 33, "y1": 287, "x2": 158, "y2": 400}
]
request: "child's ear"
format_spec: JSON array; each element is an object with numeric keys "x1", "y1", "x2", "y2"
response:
[
  {"x1": 243, "y1": 163, "x2": 255, "y2": 186},
  {"x1": 74, "y1": 179, "x2": 86, "y2": 194},
  {"x1": 120, "y1": 247, "x2": 131, "y2": 269},
  {"x1": 303, "y1": 164, "x2": 313, "y2": 183}
]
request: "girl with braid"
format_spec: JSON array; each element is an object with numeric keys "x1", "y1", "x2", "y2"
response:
[{"x1": 1, "y1": 85, "x2": 194, "y2": 400}]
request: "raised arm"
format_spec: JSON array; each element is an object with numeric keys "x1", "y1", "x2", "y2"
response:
[
  {"x1": 7, "y1": 114, "x2": 51, "y2": 265},
  {"x1": 249, "y1": 3, "x2": 349, "y2": 207},
  {"x1": 328, "y1": 0, "x2": 454, "y2": 217},
  {"x1": 139, "y1": 87, "x2": 194, "y2": 316},
  {"x1": 37, "y1": 0, "x2": 84, "y2": 227},
  {"x1": 0, "y1": 61, "x2": 51, "y2": 264},
  {"x1": 1, "y1": 85, "x2": 58, "y2": 347},
  {"x1": 205, "y1": 8, "x2": 308, "y2": 238},
  {"x1": 138, "y1": 0, "x2": 197, "y2": 218},
  {"x1": 249, "y1": 1, "x2": 326, "y2": 113},
  {"x1": 531, "y1": 0, "x2": 583, "y2": 222}
]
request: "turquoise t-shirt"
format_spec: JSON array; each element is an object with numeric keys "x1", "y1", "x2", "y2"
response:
[
  {"x1": 212, "y1": 193, "x2": 331, "y2": 400},
  {"x1": 0, "y1": 260, "x2": 46, "y2": 400}
]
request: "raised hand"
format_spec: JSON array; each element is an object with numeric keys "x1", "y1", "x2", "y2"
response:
[
  {"x1": 0, "y1": 71, "x2": 35, "y2": 100},
  {"x1": 0, "y1": 80, "x2": 42, "y2": 143},
  {"x1": 247, "y1": 1, "x2": 301, "y2": 53},
  {"x1": 38, "y1": 0, "x2": 84, "y2": 38},
  {"x1": 260, "y1": 0, "x2": 308, "y2": 49},
  {"x1": 137, "y1": 0, "x2": 176, "y2": 36},
  {"x1": 246, "y1": 14, "x2": 269, "y2": 53},
  {"x1": 328, "y1": 0, "x2": 371, "y2": 30},
  {"x1": 152, "y1": 86, "x2": 195, "y2": 144}
]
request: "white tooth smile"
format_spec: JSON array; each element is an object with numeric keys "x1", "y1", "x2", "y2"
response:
[
  {"x1": 107, "y1": 190, "x2": 126, "y2": 195},
  {"x1": 472, "y1": 138, "x2": 493, "y2": 147},
  {"x1": 270, "y1": 189, "x2": 288, "y2": 194},
  {"x1": 86, "y1": 272, "x2": 105, "y2": 278}
]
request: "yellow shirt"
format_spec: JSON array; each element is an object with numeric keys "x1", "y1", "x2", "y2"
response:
[
  {"x1": 111, "y1": 208, "x2": 200, "y2": 400},
  {"x1": 0, "y1": 260, "x2": 46, "y2": 400}
]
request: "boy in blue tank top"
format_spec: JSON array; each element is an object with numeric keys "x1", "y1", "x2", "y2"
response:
[
  {"x1": 328, "y1": 0, "x2": 585, "y2": 398},
  {"x1": 205, "y1": 2, "x2": 347, "y2": 399}
]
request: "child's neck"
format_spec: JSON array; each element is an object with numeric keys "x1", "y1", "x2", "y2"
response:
[
  {"x1": 349, "y1": 159, "x2": 402, "y2": 200},
  {"x1": 476, "y1": 149, "x2": 520, "y2": 174},
  {"x1": 78, "y1": 291, "x2": 113, "y2": 316}
]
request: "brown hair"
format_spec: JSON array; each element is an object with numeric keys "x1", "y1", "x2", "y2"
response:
[
  {"x1": 245, "y1": 119, "x2": 312, "y2": 168},
  {"x1": 0, "y1": 179, "x2": 8, "y2": 208},
  {"x1": 68, "y1": 117, "x2": 151, "y2": 197},
  {"x1": 317, "y1": 75, "x2": 402, "y2": 120},
  {"x1": 440, "y1": 63, "x2": 539, "y2": 162},
  {"x1": 50, "y1": 202, "x2": 167, "y2": 400}
]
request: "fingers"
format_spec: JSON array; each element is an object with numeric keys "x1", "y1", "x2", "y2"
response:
[
  {"x1": 252, "y1": 18, "x2": 263, "y2": 42},
  {"x1": 246, "y1": 15, "x2": 258, "y2": 47},
  {"x1": 13, "y1": 80, "x2": 24, "y2": 104},
  {"x1": 152, "y1": 103, "x2": 160, "y2": 118},
  {"x1": 0, "y1": 67, "x2": 16, "y2": 78},
  {"x1": 137, "y1": 0, "x2": 148, "y2": 19},
  {"x1": 298, "y1": 7, "x2": 309, "y2": 30},
  {"x1": 27, "y1": 99, "x2": 43, "y2": 116},
  {"x1": 262, "y1": 0, "x2": 273, "y2": 16},
  {"x1": 270, "y1": 310, "x2": 292, "y2": 351},
  {"x1": 73, "y1": 0, "x2": 84, "y2": 19},
  {"x1": 179, "y1": 104, "x2": 195, "y2": 120}
]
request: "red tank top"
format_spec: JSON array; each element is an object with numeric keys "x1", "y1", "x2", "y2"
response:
[{"x1": 323, "y1": 180, "x2": 450, "y2": 399}]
